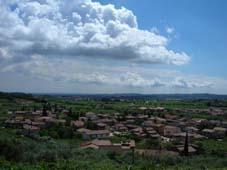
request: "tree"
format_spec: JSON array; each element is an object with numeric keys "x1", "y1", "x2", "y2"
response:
[
  {"x1": 184, "y1": 131, "x2": 189, "y2": 156},
  {"x1": 42, "y1": 104, "x2": 47, "y2": 116},
  {"x1": 33, "y1": 105, "x2": 37, "y2": 112}
]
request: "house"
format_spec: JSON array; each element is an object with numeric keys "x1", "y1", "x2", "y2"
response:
[
  {"x1": 36, "y1": 116, "x2": 53, "y2": 123},
  {"x1": 35, "y1": 116, "x2": 66, "y2": 126},
  {"x1": 143, "y1": 120, "x2": 154, "y2": 127},
  {"x1": 79, "y1": 117, "x2": 88, "y2": 122},
  {"x1": 126, "y1": 119, "x2": 135, "y2": 124},
  {"x1": 176, "y1": 145, "x2": 197, "y2": 156},
  {"x1": 29, "y1": 121, "x2": 45, "y2": 128},
  {"x1": 126, "y1": 124, "x2": 140, "y2": 130},
  {"x1": 96, "y1": 122, "x2": 107, "y2": 130},
  {"x1": 148, "y1": 117, "x2": 156, "y2": 122},
  {"x1": 71, "y1": 120, "x2": 85, "y2": 128},
  {"x1": 97, "y1": 114, "x2": 110, "y2": 119},
  {"x1": 114, "y1": 123, "x2": 128, "y2": 132},
  {"x1": 201, "y1": 129, "x2": 215, "y2": 138},
  {"x1": 136, "y1": 149, "x2": 178, "y2": 157},
  {"x1": 120, "y1": 140, "x2": 135, "y2": 150},
  {"x1": 149, "y1": 107, "x2": 165, "y2": 112},
  {"x1": 177, "y1": 122, "x2": 187, "y2": 130},
  {"x1": 13, "y1": 111, "x2": 30, "y2": 116},
  {"x1": 23, "y1": 124, "x2": 40, "y2": 136},
  {"x1": 197, "y1": 119, "x2": 211, "y2": 126},
  {"x1": 113, "y1": 112, "x2": 121, "y2": 119},
  {"x1": 189, "y1": 118, "x2": 207, "y2": 126},
  {"x1": 144, "y1": 127, "x2": 154, "y2": 131},
  {"x1": 62, "y1": 109, "x2": 69, "y2": 114},
  {"x1": 93, "y1": 118, "x2": 116, "y2": 126},
  {"x1": 209, "y1": 120, "x2": 222, "y2": 126},
  {"x1": 23, "y1": 124, "x2": 40, "y2": 131},
  {"x1": 77, "y1": 128, "x2": 91, "y2": 134},
  {"x1": 81, "y1": 139, "x2": 112, "y2": 149},
  {"x1": 162, "y1": 125, "x2": 181, "y2": 137},
  {"x1": 155, "y1": 117, "x2": 166, "y2": 124},
  {"x1": 125, "y1": 115, "x2": 136, "y2": 120},
  {"x1": 221, "y1": 121, "x2": 227, "y2": 128},
  {"x1": 209, "y1": 109, "x2": 224, "y2": 116},
  {"x1": 187, "y1": 126, "x2": 199, "y2": 133},
  {"x1": 150, "y1": 133, "x2": 161, "y2": 139},
  {"x1": 137, "y1": 114, "x2": 149, "y2": 120},
  {"x1": 55, "y1": 119, "x2": 66, "y2": 125},
  {"x1": 144, "y1": 127, "x2": 160, "y2": 139},
  {"x1": 4, "y1": 119, "x2": 24, "y2": 128},
  {"x1": 14, "y1": 115, "x2": 24, "y2": 121},
  {"x1": 139, "y1": 107, "x2": 148, "y2": 111},
  {"x1": 213, "y1": 127, "x2": 226, "y2": 138},
  {"x1": 131, "y1": 127, "x2": 143, "y2": 134},
  {"x1": 81, "y1": 139, "x2": 135, "y2": 151},
  {"x1": 166, "y1": 119, "x2": 181, "y2": 127},
  {"x1": 151, "y1": 124, "x2": 165, "y2": 134},
  {"x1": 79, "y1": 129, "x2": 111, "y2": 140},
  {"x1": 85, "y1": 112, "x2": 97, "y2": 120},
  {"x1": 173, "y1": 132, "x2": 205, "y2": 141},
  {"x1": 164, "y1": 114, "x2": 178, "y2": 120}
]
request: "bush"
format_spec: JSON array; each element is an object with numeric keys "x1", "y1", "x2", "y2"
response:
[
  {"x1": 0, "y1": 138, "x2": 23, "y2": 162},
  {"x1": 58, "y1": 127, "x2": 73, "y2": 139}
]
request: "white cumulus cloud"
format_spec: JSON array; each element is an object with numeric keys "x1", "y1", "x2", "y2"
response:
[{"x1": 0, "y1": 0, "x2": 190, "y2": 65}]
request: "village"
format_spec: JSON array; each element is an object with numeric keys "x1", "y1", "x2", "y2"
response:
[{"x1": 4, "y1": 102, "x2": 227, "y2": 157}]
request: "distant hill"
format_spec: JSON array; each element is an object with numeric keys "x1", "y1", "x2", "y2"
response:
[
  {"x1": 0, "y1": 92, "x2": 41, "y2": 102},
  {"x1": 1, "y1": 91, "x2": 227, "y2": 101},
  {"x1": 33, "y1": 93, "x2": 227, "y2": 100}
]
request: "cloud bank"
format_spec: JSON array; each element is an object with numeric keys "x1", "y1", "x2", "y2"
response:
[
  {"x1": 1, "y1": 55, "x2": 212, "y2": 89},
  {"x1": 0, "y1": 0, "x2": 189, "y2": 65}
]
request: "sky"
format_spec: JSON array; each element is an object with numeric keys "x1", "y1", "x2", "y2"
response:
[{"x1": 0, "y1": 0, "x2": 227, "y2": 94}]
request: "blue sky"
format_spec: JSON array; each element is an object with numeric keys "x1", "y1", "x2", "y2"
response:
[
  {"x1": 97, "y1": 0, "x2": 227, "y2": 77},
  {"x1": 0, "y1": 0, "x2": 227, "y2": 94}
]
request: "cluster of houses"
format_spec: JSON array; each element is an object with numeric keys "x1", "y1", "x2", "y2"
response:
[
  {"x1": 174, "y1": 108, "x2": 226, "y2": 116},
  {"x1": 4, "y1": 108, "x2": 67, "y2": 137},
  {"x1": 74, "y1": 111, "x2": 227, "y2": 140},
  {"x1": 71, "y1": 109, "x2": 227, "y2": 155},
  {"x1": 4, "y1": 106, "x2": 227, "y2": 155}
]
